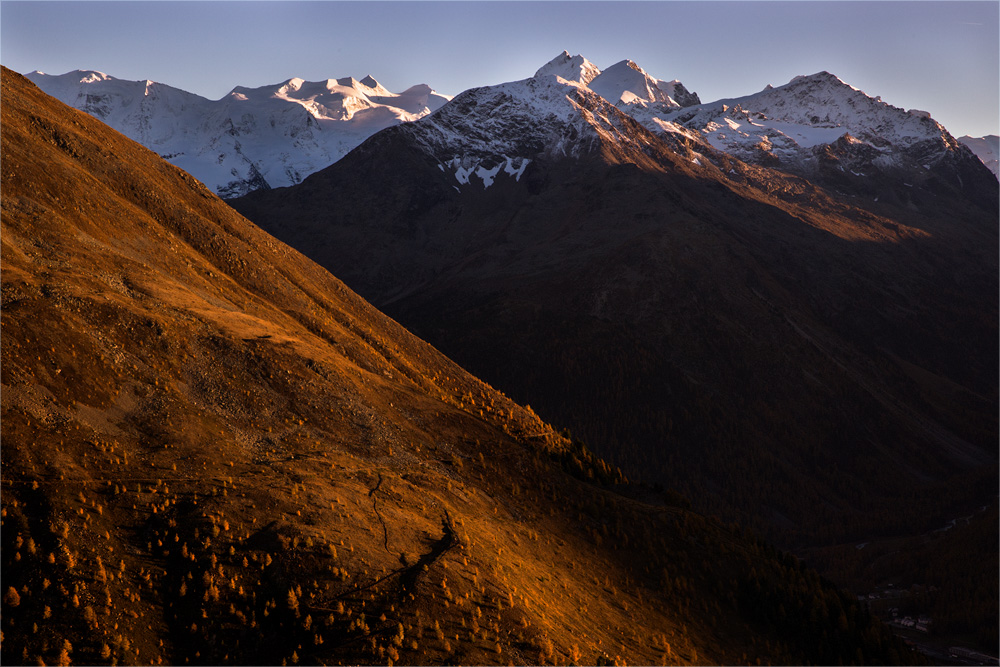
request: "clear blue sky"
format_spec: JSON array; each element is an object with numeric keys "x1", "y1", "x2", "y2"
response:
[{"x1": 2, "y1": 1, "x2": 997, "y2": 137}]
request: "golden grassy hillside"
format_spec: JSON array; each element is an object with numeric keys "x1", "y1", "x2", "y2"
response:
[{"x1": 1, "y1": 66, "x2": 915, "y2": 666}]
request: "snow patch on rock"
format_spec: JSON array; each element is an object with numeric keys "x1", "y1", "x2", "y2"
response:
[{"x1": 445, "y1": 155, "x2": 532, "y2": 189}]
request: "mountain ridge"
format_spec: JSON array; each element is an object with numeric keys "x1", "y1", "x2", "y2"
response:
[
  {"x1": 23, "y1": 54, "x2": 997, "y2": 199},
  {"x1": 25, "y1": 68, "x2": 451, "y2": 198},
  {"x1": 651, "y1": 68, "x2": 996, "y2": 202}
]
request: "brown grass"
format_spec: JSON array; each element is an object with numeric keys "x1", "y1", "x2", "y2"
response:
[{"x1": 1, "y1": 66, "x2": 916, "y2": 666}]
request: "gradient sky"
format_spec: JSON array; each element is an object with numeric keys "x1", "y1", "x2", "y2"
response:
[{"x1": 2, "y1": 1, "x2": 997, "y2": 137}]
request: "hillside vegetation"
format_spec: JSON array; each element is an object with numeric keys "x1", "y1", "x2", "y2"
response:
[{"x1": 2, "y1": 66, "x2": 919, "y2": 666}]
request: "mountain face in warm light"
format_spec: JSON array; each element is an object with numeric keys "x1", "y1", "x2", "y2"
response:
[
  {"x1": 2, "y1": 66, "x2": 925, "y2": 666},
  {"x1": 25, "y1": 69, "x2": 450, "y2": 198},
  {"x1": 232, "y1": 53, "x2": 999, "y2": 653},
  {"x1": 532, "y1": 50, "x2": 602, "y2": 86},
  {"x1": 587, "y1": 57, "x2": 701, "y2": 108}
]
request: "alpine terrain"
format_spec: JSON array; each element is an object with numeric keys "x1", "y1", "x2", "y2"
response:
[
  {"x1": 25, "y1": 69, "x2": 450, "y2": 198},
  {"x1": 958, "y1": 134, "x2": 999, "y2": 178},
  {"x1": 649, "y1": 71, "x2": 998, "y2": 201},
  {"x1": 3, "y1": 65, "x2": 932, "y2": 666},
  {"x1": 233, "y1": 53, "x2": 1000, "y2": 654}
]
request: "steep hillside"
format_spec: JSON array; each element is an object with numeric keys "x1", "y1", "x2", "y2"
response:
[{"x1": 0, "y1": 67, "x2": 920, "y2": 666}]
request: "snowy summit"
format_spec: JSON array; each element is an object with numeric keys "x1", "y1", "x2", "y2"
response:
[
  {"x1": 533, "y1": 51, "x2": 601, "y2": 86},
  {"x1": 24, "y1": 54, "x2": 995, "y2": 195},
  {"x1": 26, "y1": 69, "x2": 451, "y2": 197}
]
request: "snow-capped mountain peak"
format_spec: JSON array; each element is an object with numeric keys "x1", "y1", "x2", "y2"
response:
[
  {"x1": 401, "y1": 57, "x2": 992, "y2": 205},
  {"x1": 27, "y1": 69, "x2": 451, "y2": 198},
  {"x1": 401, "y1": 69, "x2": 680, "y2": 191},
  {"x1": 788, "y1": 70, "x2": 857, "y2": 90},
  {"x1": 326, "y1": 53, "x2": 703, "y2": 191},
  {"x1": 79, "y1": 70, "x2": 112, "y2": 84},
  {"x1": 588, "y1": 59, "x2": 700, "y2": 109},
  {"x1": 281, "y1": 77, "x2": 306, "y2": 92},
  {"x1": 359, "y1": 74, "x2": 385, "y2": 91},
  {"x1": 636, "y1": 69, "x2": 979, "y2": 186},
  {"x1": 533, "y1": 51, "x2": 601, "y2": 86},
  {"x1": 677, "y1": 70, "x2": 944, "y2": 145},
  {"x1": 30, "y1": 69, "x2": 114, "y2": 85},
  {"x1": 531, "y1": 52, "x2": 701, "y2": 131},
  {"x1": 27, "y1": 57, "x2": 993, "y2": 201}
]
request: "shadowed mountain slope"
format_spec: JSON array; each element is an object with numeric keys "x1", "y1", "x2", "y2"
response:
[
  {"x1": 231, "y1": 66, "x2": 999, "y2": 660},
  {"x1": 233, "y1": 63, "x2": 999, "y2": 653},
  {"x1": 0, "y1": 67, "x2": 920, "y2": 666},
  {"x1": 234, "y1": 68, "x2": 999, "y2": 547}
]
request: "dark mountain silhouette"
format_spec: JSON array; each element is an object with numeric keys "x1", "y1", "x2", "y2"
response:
[
  {"x1": 0, "y1": 66, "x2": 923, "y2": 665},
  {"x1": 232, "y1": 65, "x2": 999, "y2": 652}
]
